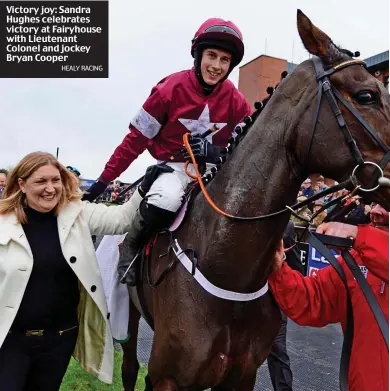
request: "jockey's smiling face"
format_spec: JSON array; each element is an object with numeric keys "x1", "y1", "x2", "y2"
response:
[{"x1": 201, "y1": 48, "x2": 232, "y2": 85}]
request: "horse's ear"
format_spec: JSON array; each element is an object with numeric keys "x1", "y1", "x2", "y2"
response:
[{"x1": 297, "y1": 10, "x2": 331, "y2": 57}]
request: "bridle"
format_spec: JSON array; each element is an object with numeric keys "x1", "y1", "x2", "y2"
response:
[{"x1": 308, "y1": 57, "x2": 390, "y2": 192}]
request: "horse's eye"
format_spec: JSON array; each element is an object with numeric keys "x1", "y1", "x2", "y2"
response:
[{"x1": 356, "y1": 91, "x2": 376, "y2": 105}]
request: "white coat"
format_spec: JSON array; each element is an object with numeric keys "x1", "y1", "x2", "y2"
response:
[{"x1": 0, "y1": 191, "x2": 142, "y2": 384}]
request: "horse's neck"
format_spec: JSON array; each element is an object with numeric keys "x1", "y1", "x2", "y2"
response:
[
  {"x1": 183, "y1": 64, "x2": 315, "y2": 291},
  {"x1": 188, "y1": 119, "x2": 300, "y2": 291},
  {"x1": 187, "y1": 68, "x2": 315, "y2": 291}
]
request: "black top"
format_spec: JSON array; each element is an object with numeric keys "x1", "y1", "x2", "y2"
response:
[{"x1": 12, "y1": 206, "x2": 80, "y2": 330}]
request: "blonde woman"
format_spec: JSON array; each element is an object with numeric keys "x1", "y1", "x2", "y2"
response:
[{"x1": 0, "y1": 152, "x2": 142, "y2": 390}]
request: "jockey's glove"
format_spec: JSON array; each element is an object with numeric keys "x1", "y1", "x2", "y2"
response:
[
  {"x1": 181, "y1": 136, "x2": 221, "y2": 164},
  {"x1": 82, "y1": 180, "x2": 107, "y2": 202},
  {"x1": 139, "y1": 164, "x2": 174, "y2": 196}
]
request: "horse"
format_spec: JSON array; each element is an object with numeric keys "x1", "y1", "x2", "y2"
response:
[{"x1": 120, "y1": 10, "x2": 390, "y2": 391}]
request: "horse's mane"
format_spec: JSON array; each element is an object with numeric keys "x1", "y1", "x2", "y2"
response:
[{"x1": 339, "y1": 47, "x2": 360, "y2": 58}]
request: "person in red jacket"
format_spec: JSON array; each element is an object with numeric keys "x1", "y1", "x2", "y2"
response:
[
  {"x1": 83, "y1": 18, "x2": 251, "y2": 285},
  {"x1": 269, "y1": 203, "x2": 389, "y2": 391}
]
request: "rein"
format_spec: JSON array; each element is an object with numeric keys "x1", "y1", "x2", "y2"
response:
[{"x1": 183, "y1": 132, "x2": 359, "y2": 222}]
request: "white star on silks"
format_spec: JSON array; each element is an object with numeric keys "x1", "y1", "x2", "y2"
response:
[{"x1": 178, "y1": 104, "x2": 227, "y2": 142}]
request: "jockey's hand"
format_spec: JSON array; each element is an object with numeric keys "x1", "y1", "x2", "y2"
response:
[
  {"x1": 316, "y1": 222, "x2": 358, "y2": 240},
  {"x1": 181, "y1": 136, "x2": 221, "y2": 164},
  {"x1": 82, "y1": 180, "x2": 107, "y2": 202},
  {"x1": 139, "y1": 164, "x2": 174, "y2": 196}
]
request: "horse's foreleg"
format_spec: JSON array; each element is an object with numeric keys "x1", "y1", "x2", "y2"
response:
[{"x1": 121, "y1": 297, "x2": 141, "y2": 391}]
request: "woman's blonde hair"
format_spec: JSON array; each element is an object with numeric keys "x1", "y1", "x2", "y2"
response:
[{"x1": 0, "y1": 152, "x2": 82, "y2": 223}]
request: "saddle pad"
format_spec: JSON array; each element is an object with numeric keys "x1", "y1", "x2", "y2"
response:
[
  {"x1": 169, "y1": 199, "x2": 189, "y2": 232},
  {"x1": 96, "y1": 234, "x2": 130, "y2": 341}
]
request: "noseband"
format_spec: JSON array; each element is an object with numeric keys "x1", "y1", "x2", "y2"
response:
[{"x1": 308, "y1": 57, "x2": 390, "y2": 192}]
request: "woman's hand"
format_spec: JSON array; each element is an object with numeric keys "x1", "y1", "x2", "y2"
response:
[
  {"x1": 272, "y1": 239, "x2": 286, "y2": 273},
  {"x1": 316, "y1": 221, "x2": 358, "y2": 239}
]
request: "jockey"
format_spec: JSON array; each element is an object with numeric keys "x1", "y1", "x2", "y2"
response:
[{"x1": 83, "y1": 18, "x2": 251, "y2": 285}]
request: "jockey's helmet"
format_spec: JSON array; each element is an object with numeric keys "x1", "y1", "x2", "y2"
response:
[{"x1": 191, "y1": 18, "x2": 244, "y2": 83}]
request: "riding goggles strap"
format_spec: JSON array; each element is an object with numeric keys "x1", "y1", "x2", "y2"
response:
[{"x1": 203, "y1": 25, "x2": 241, "y2": 39}]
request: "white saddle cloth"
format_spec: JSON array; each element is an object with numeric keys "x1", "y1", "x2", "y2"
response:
[{"x1": 96, "y1": 234, "x2": 130, "y2": 342}]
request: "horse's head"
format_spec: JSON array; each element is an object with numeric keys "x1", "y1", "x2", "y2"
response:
[{"x1": 291, "y1": 10, "x2": 390, "y2": 209}]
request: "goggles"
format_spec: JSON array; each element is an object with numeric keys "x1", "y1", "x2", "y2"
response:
[{"x1": 193, "y1": 25, "x2": 241, "y2": 42}]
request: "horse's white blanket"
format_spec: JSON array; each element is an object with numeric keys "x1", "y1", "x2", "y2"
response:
[{"x1": 96, "y1": 234, "x2": 129, "y2": 341}]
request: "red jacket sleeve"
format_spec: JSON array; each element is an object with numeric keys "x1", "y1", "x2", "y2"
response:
[
  {"x1": 100, "y1": 127, "x2": 149, "y2": 182},
  {"x1": 100, "y1": 84, "x2": 168, "y2": 182},
  {"x1": 354, "y1": 225, "x2": 389, "y2": 282},
  {"x1": 269, "y1": 262, "x2": 344, "y2": 327}
]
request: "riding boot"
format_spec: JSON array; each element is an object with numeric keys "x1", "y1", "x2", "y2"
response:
[
  {"x1": 118, "y1": 195, "x2": 176, "y2": 286},
  {"x1": 117, "y1": 189, "x2": 144, "y2": 285}
]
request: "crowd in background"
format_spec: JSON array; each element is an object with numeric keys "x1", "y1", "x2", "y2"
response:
[
  {"x1": 97, "y1": 182, "x2": 134, "y2": 203},
  {"x1": 292, "y1": 175, "x2": 372, "y2": 228}
]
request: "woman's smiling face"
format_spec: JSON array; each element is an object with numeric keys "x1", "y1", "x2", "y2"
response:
[{"x1": 18, "y1": 164, "x2": 63, "y2": 213}]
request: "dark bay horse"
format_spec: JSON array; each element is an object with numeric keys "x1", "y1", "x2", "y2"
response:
[{"x1": 121, "y1": 10, "x2": 390, "y2": 390}]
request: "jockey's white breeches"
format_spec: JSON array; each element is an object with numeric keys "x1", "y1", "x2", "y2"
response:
[{"x1": 145, "y1": 162, "x2": 211, "y2": 212}]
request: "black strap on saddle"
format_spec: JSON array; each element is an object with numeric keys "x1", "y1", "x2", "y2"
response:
[
  {"x1": 308, "y1": 232, "x2": 389, "y2": 391},
  {"x1": 136, "y1": 229, "x2": 199, "y2": 331}
]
